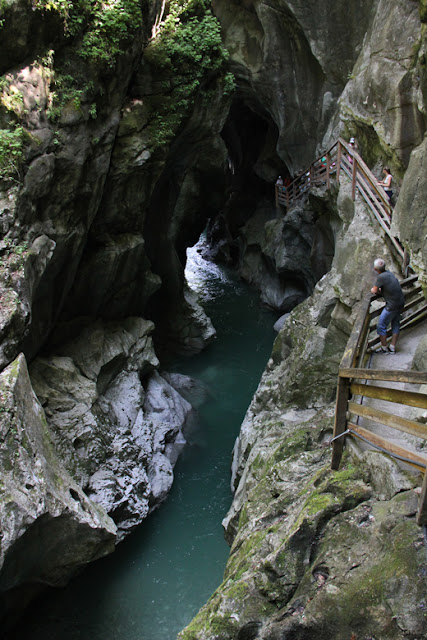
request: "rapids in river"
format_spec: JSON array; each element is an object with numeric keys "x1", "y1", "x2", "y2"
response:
[{"x1": 10, "y1": 238, "x2": 277, "y2": 640}]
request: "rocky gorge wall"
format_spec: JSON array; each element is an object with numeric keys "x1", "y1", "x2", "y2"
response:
[
  {"x1": 0, "y1": 0, "x2": 426, "y2": 635},
  {"x1": 177, "y1": 1, "x2": 427, "y2": 639},
  {"x1": 0, "y1": 0, "x2": 233, "y2": 623},
  {"x1": 179, "y1": 182, "x2": 427, "y2": 640}
]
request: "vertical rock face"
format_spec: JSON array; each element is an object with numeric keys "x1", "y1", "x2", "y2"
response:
[
  {"x1": 0, "y1": 0, "x2": 231, "y2": 617},
  {"x1": 336, "y1": 0, "x2": 425, "y2": 168},
  {"x1": 392, "y1": 135, "x2": 427, "y2": 288},
  {"x1": 178, "y1": 183, "x2": 427, "y2": 640},
  {"x1": 28, "y1": 317, "x2": 194, "y2": 541},
  {"x1": 205, "y1": 0, "x2": 426, "y2": 313},
  {"x1": 0, "y1": 353, "x2": 116, "y2": 620},
  {"x1": 212, "y1": 0, "x2": 374, "y2": 172}
]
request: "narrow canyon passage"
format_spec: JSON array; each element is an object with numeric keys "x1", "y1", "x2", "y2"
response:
[{"x1": 7, "y1": 238, "x2": 278, "y2": 640}]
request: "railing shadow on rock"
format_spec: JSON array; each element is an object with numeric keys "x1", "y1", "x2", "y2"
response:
[
  {"x1": 331, "y1": 276, "x2": 427, "y2": 526},
  {"x1": 275, "y1": 137, "x2": 409, "y2": 275}
]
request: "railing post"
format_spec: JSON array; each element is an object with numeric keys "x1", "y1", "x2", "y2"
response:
[
  {"x1": 326, "y1": 153, "x2": 331, "y2": 189},
  {"x1": 286, "y1": 187, "x2": 289, "y2": 208},
  {"x1": 416, "y1": 470, "x2": 427, "y2": 525},
  {"x1": 331, "y1": 375, "x2": 350, "y2": 470},
  {"x1": 336, "y1": 142, "x2": 342, "y2": 181},
  {"x1": 403, "y1": 247, "x2": 409, "y2": 277},
  {"x1": 352, "y1": 157, "x2": 357, "y2": 200},
  {"x1": 275, "y1": 185, "x2": 279, "y2": 209}
]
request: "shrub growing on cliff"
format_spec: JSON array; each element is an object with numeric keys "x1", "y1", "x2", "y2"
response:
[
  {"x1": 0, "y1": 126, "x2": 25, "y2": 181},
  {"x1": 144, "y1": 0, "x2": 233, "y2": 148},
  {"x1": 33, "y1": 0, "x2": 142, "y2": 67}
]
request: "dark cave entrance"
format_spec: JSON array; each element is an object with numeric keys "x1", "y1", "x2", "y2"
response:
[
  {"x1": 144, "y1": 94, "x2": 335, "y2": 355},
  {"x1": 220, "y1": 98, "x2": 290, "y2": 221},
  {"x1": 204, "y1": 96, "x2": 335, "y2": 317},
  {"x1": 205, "y1": 98, "x2": 290, "y2": 267}
]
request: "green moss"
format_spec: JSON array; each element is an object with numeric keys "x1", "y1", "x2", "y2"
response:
[
  {"x1": 269, "y1": 427, "x2": 315, "y2": 465},
  {"x1": 303, "y1": 492, "x2": 336, "y2": 516},
  {"x1": 420, "y1": 0, "x2": 427, "y2": 24},
  {"x1": 225, "y1": 529, "x2": 268, "y2": 580},
  {"x1": 179, "y1": 584, "x2": 239, "y2": 639},
  {"x1": 7, "y1": 355, "x2": 20, "y2": 380},
  {"x1": 320, "y1": 522, "x2": 422, "y2": 631},
  {"x1": 238, "y1": 504, "x2": 249, "y2": 528},
  {"x1": 291, "y1": 458, "x2": 370, "y2": 533},
  {"x1": 224, "y1": 579, "x2": 249, "y2": 601},
  {"x1": 249, "y1": 452, "x2": 267, "y2": 477}
]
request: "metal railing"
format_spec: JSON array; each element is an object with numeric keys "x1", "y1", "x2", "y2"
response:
[{"x1": 331, "y1": 276, "x2": 427, "y2": 526}]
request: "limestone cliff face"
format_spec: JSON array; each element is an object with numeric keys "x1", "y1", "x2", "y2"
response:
[
  {"x1": 205, "y1": 0, "x2": 426, "y2": 311},
  {"x1": 0, "y1": 0, "x2": 231, "y2": 620},
  {"x1": 177, "y1": 2, "x2": 427, "y2": 639},
  {"x1": 178, "y1": 187, "x2": 426, "y2": 640},
  {"x1": 213, "y1": 0, "x2": 374, "y2": 172}
]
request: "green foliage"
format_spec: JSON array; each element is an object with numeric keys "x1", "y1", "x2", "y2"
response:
[
  {"x1": 0, "y1": 0, "x2": 11, "y2": 29},
  {"x1": 46, "y1": 70, "x2": 95, "y2": 122},
  {"x1": 80, "y1": 0, "x2": 141, "y2": 66},
  {"x1": 34, "y1": 0, "x2": 142, "y2": 67},
  {"x1": 145, "y1": 1, "x2": 233, "y2": 148},
  {"x1": 0, "y1": 126, "x2": 25, "y2": 181},
  {"x1": 0, "y1": 76, "x2": 26, "y2": 117},
  {"x1": 0, "y1": 237, "x2": 28, "y2": 281},
  {"x1": 223, "y1": 71, "x2": 236, "y2": 95}
]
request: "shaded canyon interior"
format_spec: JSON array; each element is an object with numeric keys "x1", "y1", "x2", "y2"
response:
[{"x1": 1, "y1": 0, "x2": 427, "y2": 638}]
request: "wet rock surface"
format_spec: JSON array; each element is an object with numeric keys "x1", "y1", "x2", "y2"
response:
[
  {"x1": 29, "y1": 318, "x2": 193, "y2": 540},
  {"x1": 178, "y1": 180, "x2": 427, "y2": 640},
  {"x1": 0, "y1": 354, "x2": 116, "y2": 621},
  {"x1": 0, "y1": 0, "x2": 426, "y2": 633}
]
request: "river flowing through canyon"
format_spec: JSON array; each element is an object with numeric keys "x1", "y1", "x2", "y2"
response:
[{"x1": 8, "y1": 238, "x2": 278, "y2": 640}]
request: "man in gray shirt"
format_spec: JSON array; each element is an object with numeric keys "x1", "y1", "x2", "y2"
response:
[{"x1": 370, "y1": 258, "x2": 404, "y2": 353}]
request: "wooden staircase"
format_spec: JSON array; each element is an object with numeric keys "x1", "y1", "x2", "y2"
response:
[
  {"x1": 275, "y1": 137, "x2": 409, "y2": 275},
  {"x1": 276, "y1": 138, "x2": 427, "y2": 525}
]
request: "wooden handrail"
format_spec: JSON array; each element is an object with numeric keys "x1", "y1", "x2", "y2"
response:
[
  {"x1": 339, "y1": 368, "x2": 427, "y2": 384},
  {"x1": 348, "y1": 423, "x2": 427, "y2": 471},
  {"x1": 275, "y1": 136, "x2": 427, "y2": 521},
  {"x1": 331, "y1": 275, "x2": 427, "y2": 525},
  {"x1": 274, "y1": 137, "x2": 408, "y2": 273},
  {"x1": 348, "y1": 401, "x2": 427, "y2": 440}
]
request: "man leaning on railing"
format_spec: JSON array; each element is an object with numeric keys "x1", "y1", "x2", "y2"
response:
[{"x1": 370, "y1": 258, "x2": 405, "y2": 354}]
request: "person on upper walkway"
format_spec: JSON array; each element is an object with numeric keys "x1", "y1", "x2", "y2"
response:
[
  {"x1": 377, "y1": 166, "x2": 393, "y2": 203},
  {"x1": 348, "y1": 137, "x2": 358, "y2": 164},
  {"x1": 370, "y1": 258, "x2": 404, "y2": 354}
]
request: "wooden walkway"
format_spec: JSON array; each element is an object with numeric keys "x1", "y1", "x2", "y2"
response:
[
  {"x1": 276, "y1": 138, "x2": 427, "y2": 525},
  {"x1": 275, "y1": 137, "x2": 409, "y2": 275},
  {"x1": 331, "y1": 282, "x2": 427, "y2": 525}
]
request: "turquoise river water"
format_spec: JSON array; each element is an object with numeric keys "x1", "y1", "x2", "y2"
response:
[{"x1": 10, "y1": 240, "x2": 277, "y2": 640}]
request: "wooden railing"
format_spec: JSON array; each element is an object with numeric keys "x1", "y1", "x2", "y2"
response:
[
  {"x1": 275, "y1": 138, "x2": 409, "y2": 275},
  {"x1": 275, "y1": 143, "x2": 338, "y2": 208},
  {"x1": 331, "y1": 276, "x2": 427, "y2": 525}
]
